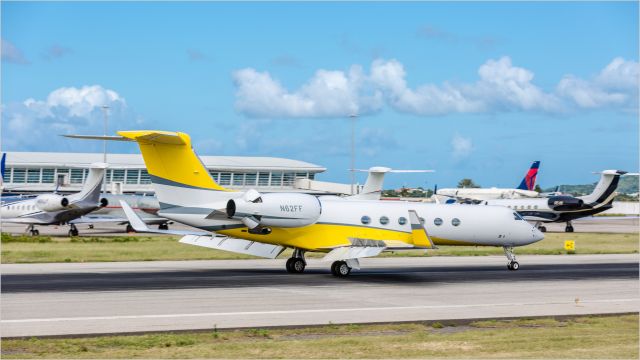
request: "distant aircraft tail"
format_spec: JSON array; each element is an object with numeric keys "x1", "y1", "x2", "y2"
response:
[
  {"x1": 580, "y1": 170, "x2": 626, "y2": 206},
  {"x1": 0, "y1": 153, "x2": 6, "y2": 187},
  {"x1": 350, "y1": 167, "x2": 434, "y2": 200},
  {"x1": 71, "y1": 163, "x2": 107, "y2": 204},
  {"x1": 516, "y1": 161, "x2": 540, "y2": 191}
]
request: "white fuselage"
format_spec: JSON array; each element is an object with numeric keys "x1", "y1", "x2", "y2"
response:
[{"x1": 158, "y1": 191, "x2": 543, "y2": 248}]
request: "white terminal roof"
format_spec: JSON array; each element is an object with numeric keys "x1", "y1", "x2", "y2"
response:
[{"x1": 5, "y1": 152, "x2": 326, "y2": 172}]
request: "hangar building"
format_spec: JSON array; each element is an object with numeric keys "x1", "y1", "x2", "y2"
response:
[{"x1": 2, "y1": 152, "x2": 327, "y2": 194}]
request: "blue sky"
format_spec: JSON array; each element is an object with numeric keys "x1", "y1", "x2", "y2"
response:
[{"x1": 2, "y1": 2, "x2": 638, "y2": 189}]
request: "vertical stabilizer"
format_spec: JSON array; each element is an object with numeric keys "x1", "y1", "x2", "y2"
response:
[
  {"x1": 517, "y1": 161, "x2": 540, "y2": 191},
  {"x1": 580, "y1": 170, "x2": 626, "y2": 205}
]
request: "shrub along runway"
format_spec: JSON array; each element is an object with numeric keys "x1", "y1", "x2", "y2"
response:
[{"x1": 1, "y1": 254, "x2": 638, "y2": 337}]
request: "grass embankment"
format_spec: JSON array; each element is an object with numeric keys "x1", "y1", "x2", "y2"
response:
[
  {"x1": 1, "y1": 232, "x2": 638, "y2": 264},
  {"x1": 2, "y1": 314, "x2": 637, "y2": 359}
]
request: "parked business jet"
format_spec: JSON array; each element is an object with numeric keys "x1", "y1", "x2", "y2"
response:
[
  {"x1": 436, "y1": 161, "x2": 541, "y2": 202},
  {"x1": 75, "y1": 193, "x2": 170, "y2": 232},
  {"x1": 0, "y1": 163, "x2": 108, "y2": 236},
  {"x1": 485, "y1": 170, "x2": 628, "y2": 232},
  {"x1": 68, "y1": 131, "x2": 543, "y2": 275}
]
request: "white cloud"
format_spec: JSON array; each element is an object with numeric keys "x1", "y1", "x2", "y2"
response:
[
  {"x1": 557, "y1": 57, "x2": 639, "y2": 110},
  {"x1": 233, "y1": 66, "x2": 382, "y2": 118},
  {"x1": 2, "y1": 85, "x2": 133, "y2": 151},
  {"x1": 233, "y1": 57, "x2": 639, "y2": 118},
  {"x1": 451, "y1": 134, "x2": 473, "y2": 159},
  {"x1": 1, "y1": 39, "x2": 29, "y2": 64}
]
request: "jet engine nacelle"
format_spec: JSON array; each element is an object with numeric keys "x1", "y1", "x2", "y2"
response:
[
  {"x1": 100, "y1": 197, "x2": 109, "y2": 207},
  {"x1": 35, "y1": 194, "x2": 70, "y2": 212},
  {"x1": 547, "y1": 196, "x2": 584, "y2": 211},
  {"x1": 226, "y1": 190, "x2": 321, "y2": 229}
]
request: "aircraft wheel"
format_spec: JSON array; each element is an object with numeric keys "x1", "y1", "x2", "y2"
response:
[
  {"x1": 158, "y1": 223, "x2": 169, "y2": 230},
  {"x1": 331, "y1": 261, "x2": 351, "y2": 277},
  {"x1": 68, "y1": 229, "x2": 79, "y2": 237},
  {"x1": 508, "y1": 261, "x2": 519, "y2": 271},
  {"x1": 88, "y1": 224, "x2": 94, "y2": 229},
  {"x1": 538, "y1": 226, "x2": 547, "y2": 232},
  {"x1": 291, "y1": 258, "x2": 306, "y2": 273},
  {"x1": 126, "y1": 224, "x2": 135, "y2": 233},
  {"x1": 565, "y1": 226, "x2": 574, "y2": 233},
  {"x1": 285, "y1": 258, "x2": 294, "y2": 273},
  {"x1": 30, "y1": 230, "x2": 39, "y2": 236}
]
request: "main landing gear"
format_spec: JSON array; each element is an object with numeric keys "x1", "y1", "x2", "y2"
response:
[
  {"x1": 565, "y1": 221, "x2": 574, "y2": 233},
  {"x1": 283, "y1": 249, "x2": 357, "y2": 277},
  {"x1": 26, "y1": 224, "x2": 40, "y2": 236},
  {"x1": 158, "y1": 223, "x2": 169, "y2": 230},
  {"x1": 503, "y1": 246, "x2": 519, "y2": 271},
  {"x1": 68, "y1": 224, "x2": 79, "y2": 237},
  {"x1": 330, "y1": 261, "x2": 351, "y2": 277},
  {"x1": 286, "y1": 248, "x2": 306, "y2": 274}
]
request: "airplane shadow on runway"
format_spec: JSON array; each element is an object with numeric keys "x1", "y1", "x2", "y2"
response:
[{"x1": 2, "y1": 262, "x2": 638, "y2": 293}]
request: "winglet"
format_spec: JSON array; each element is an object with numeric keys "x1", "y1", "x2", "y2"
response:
[{"x1": 408, "y1": 210, "x2": 436, "y2": 249}]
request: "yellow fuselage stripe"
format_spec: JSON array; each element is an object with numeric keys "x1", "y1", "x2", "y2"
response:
[{"x1": 217, "y1": 223, "x2": 477, "y2": 251}]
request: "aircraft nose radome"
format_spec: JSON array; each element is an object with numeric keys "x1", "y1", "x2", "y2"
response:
[{"x1": 532, "y1": 227, "x2": 544, "y2": 242}]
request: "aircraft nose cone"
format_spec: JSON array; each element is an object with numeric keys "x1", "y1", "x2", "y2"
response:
[{"x1": 532, "y1": 227, "x2": 544, "y2": 242}]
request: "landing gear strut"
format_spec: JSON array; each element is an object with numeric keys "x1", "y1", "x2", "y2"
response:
[
  {"x1": 503, "y1": 246, "x2": 519, "y2": 271},
  {"x1": 286, "y1": 248, "x2": 306, "y2": 274},
  {"x1": 26, "y1": 224, "x2": 40, "y2": 236},
  {"x1": 68, "y1": 224, "x2": 79, "y2": 237},
  {"x1": 565, "y1": 221, "x2": 574, "y2": 233}
]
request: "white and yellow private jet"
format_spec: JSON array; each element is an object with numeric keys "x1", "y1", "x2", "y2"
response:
[{"x1": 68, "y1": 131, "x2": 543, "y2": 276}]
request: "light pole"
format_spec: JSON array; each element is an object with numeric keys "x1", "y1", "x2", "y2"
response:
[
  {"x1": 349, "y1": 113, "x2": 357, "y2": 195},
  {"x1": 101, "y1": 105, "x2": 109, "y2": 193}
]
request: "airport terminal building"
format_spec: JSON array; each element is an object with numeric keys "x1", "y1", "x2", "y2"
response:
[{"x1": 3, "y1": 152, "x2": 327, "y2": 194}]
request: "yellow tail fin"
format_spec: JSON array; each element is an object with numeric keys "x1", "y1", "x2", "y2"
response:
[{"x1": 118, "y1": 130, "x2": 230, "y2": 191}]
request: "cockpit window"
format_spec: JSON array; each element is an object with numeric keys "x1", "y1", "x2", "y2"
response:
[{"x1": 513, "y1": 212, "x2": 524, "y2": 221}]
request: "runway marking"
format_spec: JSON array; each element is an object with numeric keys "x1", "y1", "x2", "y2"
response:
[{"x1": 3, "y1": 298, "x2": 637, "y2": 324}]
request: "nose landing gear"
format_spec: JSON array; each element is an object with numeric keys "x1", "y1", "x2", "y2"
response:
[
  {"x1": 26, "y1": 224, "x2": 40, "y2": 236},
  {"x1": 68, "y1": 224, "x2": 79, "y2": 237},
  {"x1": 565, "y1": 221, "x2": 574, "y2": 232},
  {"x1": 503, "y1": 246, "x2": 519, "y2": 271}
]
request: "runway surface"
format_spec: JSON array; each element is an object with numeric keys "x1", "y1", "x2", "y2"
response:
[{"x1": 1, "y1": 254, "x2": 638, "y2": 337}]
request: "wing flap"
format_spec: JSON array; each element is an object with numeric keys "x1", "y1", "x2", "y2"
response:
[
  {"x1": 322, "y1": 246, "x2": 385, "y2": 262},
  {"x1": 179, "y1": 235, "x2": 285, "y2": 259}
]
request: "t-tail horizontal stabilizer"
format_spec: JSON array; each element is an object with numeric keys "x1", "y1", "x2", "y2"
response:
[{"x1": 119, "y1": 200, "x2": 210, "y2": 236}]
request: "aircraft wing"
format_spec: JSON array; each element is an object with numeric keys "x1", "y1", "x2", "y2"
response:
[
  {"x1": 70, "y1": 215, "x2": 169, "y2": 225},
  {"x1": 1, "y1": 217, "x2": 50, "y2": 224},
  {"x1": 119, "y1": 200, "x2": 286, "y2": 258},
  {"x1": 70, "y1": 216, "x2": 129, "y2": 224}
]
